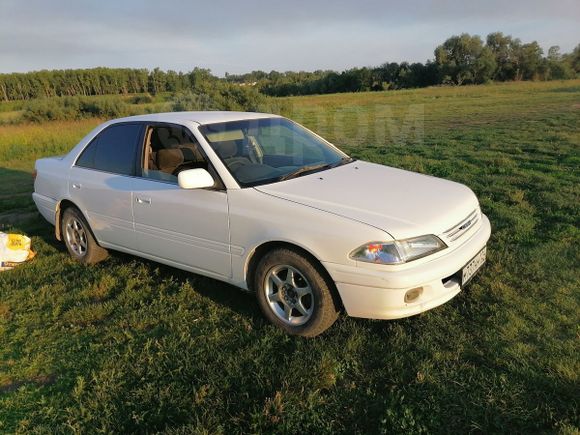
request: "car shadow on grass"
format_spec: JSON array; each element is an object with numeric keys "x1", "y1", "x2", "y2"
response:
[
  {"x1": 12, "y1": 213, "x2": 392, "y2": 333},
  {"x1": 112, "y1": 250, "x2": 263, "y2": 320},
  {"x1": 3, "y1": 210, "x2": 262, "y2": 323}
]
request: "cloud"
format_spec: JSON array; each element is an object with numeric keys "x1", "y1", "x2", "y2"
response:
[{"x1": 1, "y1": 0, "x2": 579, "y2": 75}]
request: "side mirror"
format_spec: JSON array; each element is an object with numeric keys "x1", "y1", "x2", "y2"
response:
[{"x1": 178, "y1": 168, "x2": 215, "y2": 189}]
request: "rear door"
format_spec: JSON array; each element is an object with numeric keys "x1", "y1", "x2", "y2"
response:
[
  {"x1": 131, "y1": 123, "x2": 231, "y2": 278},
  {"x1": 69, "y1": 122, "x2": 143, "y2": 250}
]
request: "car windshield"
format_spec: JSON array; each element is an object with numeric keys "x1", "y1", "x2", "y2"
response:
[{"x1": 198, "y1": 117, "x2": 352, "y2": 187}]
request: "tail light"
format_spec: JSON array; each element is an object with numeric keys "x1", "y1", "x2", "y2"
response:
[{"x1": 32, "y1": 169, "x2": 37, "y2": 181}]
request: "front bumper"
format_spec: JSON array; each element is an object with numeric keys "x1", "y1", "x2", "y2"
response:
[{"x1": 323, "y1": 213, "x2": 491, "y2": 320}]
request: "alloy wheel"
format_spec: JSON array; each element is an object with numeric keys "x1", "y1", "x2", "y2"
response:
[
  {"x1": 264, "y1": 265, "x2": 314, "y2": 325},
  {"x1": 65, "y1": 216, "x2": 88, "y2": 257}
]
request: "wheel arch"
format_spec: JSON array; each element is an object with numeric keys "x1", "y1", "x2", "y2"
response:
[
  {"x1": 55, "y1": 199, "x2": 92, "y2": 242},
  {"x1": 244, "y1": 240, "x2": 344, "y2": 310},
  {"x1": 55, "y1": 199, "x2": 74, "y2": 240}
]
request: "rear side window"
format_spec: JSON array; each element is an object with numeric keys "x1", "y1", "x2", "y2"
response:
[{"x1": 77, "y1": 124, "x2": 142, "y2": 176}]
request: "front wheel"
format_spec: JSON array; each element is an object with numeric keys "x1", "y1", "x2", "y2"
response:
[
  {"x1": 62, "y1": 207, "x2": 108, "y2": 264},
  {"x1": 254, "y1": 248, "x2": 340, "y2": 337}
]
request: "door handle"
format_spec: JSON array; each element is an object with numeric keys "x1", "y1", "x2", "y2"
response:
[
  {"x1": 72, "y1": 183, "x2": 81, "y2": 189},
  {"x1": 135, "y1": 197, "x2": 151, "y2": 205}
]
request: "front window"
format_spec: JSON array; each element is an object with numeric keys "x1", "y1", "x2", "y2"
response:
[
  {"x1": 141, "y1": 124, "x2": 207, "y2": 183},
  {"x1": 198, "y1": 117, "x2": 352, "y2": 187}
]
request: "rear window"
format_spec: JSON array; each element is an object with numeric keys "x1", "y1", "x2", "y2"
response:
[{"x1": 77, "y1": 124, "x2": 142, "y2": 176}]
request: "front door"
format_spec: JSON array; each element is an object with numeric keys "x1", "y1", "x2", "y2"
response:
[{"x1": 131, "y1": 123, "x2": 231, "y2": 278}]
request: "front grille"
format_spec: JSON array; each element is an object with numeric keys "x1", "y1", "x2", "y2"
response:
[{"x1": 441, "y1": 209, "x2": 479, "y2": 244}]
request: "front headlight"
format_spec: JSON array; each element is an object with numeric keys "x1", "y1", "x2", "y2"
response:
[{"x1": 350, "y1": 235, "x2": 447, "y2": 265}]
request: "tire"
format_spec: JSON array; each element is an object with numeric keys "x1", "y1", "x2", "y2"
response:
[
  {"x1": 61, "y1": 207, "x2": 108, "y2": 264},
  {"x1": 254, "y1": 248, "x2": 340, "y2": 337}
]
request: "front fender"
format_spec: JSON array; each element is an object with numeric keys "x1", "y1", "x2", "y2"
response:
[{"x1": 227, "y1": 188, "x2": 390, "y2": 288}]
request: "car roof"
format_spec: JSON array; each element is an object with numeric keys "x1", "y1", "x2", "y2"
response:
[{"x1": 111, "y1": 111, "x2": 281, "y2": 126}]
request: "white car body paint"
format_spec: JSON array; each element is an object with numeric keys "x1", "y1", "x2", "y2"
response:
[{"x1": 33, "y1": 111, "x2": 491, "y2": 320}]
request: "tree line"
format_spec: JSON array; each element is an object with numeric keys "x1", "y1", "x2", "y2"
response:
[
  {"x1": 228, "y1": 33, "x2": 579, "y2": 96},
  {"x1": 1, "y1": 32, "x2": 578, "y2": 102},
  {"x1": 0, "y1": 67, "x2": 214, "y2": 102}
]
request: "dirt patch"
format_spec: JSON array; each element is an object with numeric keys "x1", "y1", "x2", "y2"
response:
[
  {"x1": 0, "y1": 211, "x2": 38, "y2": 226},
  {"x1": 0, "y1": 381, "x2": 23, "y2": 394},
  {"x1": 0, "y1": 374, "x2": 57, "y2": 394},
  {"x1": 0, "y1": 192, "x2": 30, "y2": 200},
  {"x1": 0, "y1": 303, "x2": 10, "y2": 320}
]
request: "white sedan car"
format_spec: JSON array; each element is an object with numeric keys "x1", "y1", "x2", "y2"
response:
[{"x1": 33, "y1": 112, "x2": 490, "y2": 336}]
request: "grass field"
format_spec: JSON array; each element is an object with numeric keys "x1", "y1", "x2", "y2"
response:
[{"x1": 0, "y1": 80, "x2": 579, "y2": 433}]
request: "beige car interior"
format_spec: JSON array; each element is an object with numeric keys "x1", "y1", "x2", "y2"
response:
[
  {"x1": 143, "y1": 126, "x2": 207, "y2": 182},
  {"x1": 211, "y1": 134, "x2": 264, "y2": 172}
]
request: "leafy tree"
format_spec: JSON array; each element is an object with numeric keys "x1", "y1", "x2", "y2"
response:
[
  {"x1": 547, "y1": 46, "x2": 562, "y2": 62},
  {"x1": 516, "y1": 41, "x2": 544, "y2": 80},
  {"x1": 544, "y1": 46, "x2": 575, "y2": 79},
  {"x1": 561, "y1": 44, "x2": 580, "y2": 74},
  {"x1": 434, "y1": 34, "x2": 497, "y2": 85},
  {"x1": 148, "y1": 68, "x2": 166, "y2": 95},
  {"x1": 378, "y1": 62, "x2": 401, "y2": 89},
  {"x1": 486, "y1": 32, "x2": 521, "y2": 80}
]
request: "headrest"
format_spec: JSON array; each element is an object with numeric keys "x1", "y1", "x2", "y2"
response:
[
  {"x1": 157, "y1": 148, "x2": 184, "y2": 173},
  {"x1": 179, "y1": 144, "x2": 203, "y2": 162},
  {"x1": 214, "y1": 141, "x2": 237, "y2": 159},
  {"x1": 156, "y1": 128, "x2": 179, "y2": 149}
]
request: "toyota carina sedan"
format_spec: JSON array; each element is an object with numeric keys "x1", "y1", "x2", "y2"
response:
[{"x1": 33, "y1": 112, "x2": 491, "y2": 336}]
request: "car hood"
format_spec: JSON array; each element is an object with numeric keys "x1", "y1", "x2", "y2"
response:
[{"x1": 254, "y1": 160, "x2": 479, "y2": 240}]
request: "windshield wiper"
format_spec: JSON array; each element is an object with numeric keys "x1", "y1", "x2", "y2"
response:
[
  {"x1": 279, "y1": 163, "x2": 331, "y2": 181},
  {"x1": 331, "y1": 156, "x2": 356, "y2": 167},
  {"x1": 278, "y1": 157, "x2": 355, "y2": 182}
]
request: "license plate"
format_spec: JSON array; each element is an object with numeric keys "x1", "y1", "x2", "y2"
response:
[{"x1": 461, "y1": 247, "x2": 487, "y2": 286}]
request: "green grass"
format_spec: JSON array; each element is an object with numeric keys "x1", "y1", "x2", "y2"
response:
[{"x1": 0, "y1": 80, "x2": 579, "y2": 433}]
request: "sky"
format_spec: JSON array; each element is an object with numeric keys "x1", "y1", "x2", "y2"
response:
[{"x1": 1, "y1": 0, "x2": 579, "y2": 76}]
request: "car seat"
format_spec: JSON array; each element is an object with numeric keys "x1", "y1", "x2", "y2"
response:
[{"x1": 213, "y1": 140, "x2": 252, "y2": 171}]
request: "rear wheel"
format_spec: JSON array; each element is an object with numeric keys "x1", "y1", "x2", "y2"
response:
[
  {"x1": 254, "y1": 248, "x2": 339, "y2": 337},
  {"x1": 62, "y1": 207, "x2": 108, "y2": 264}
]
